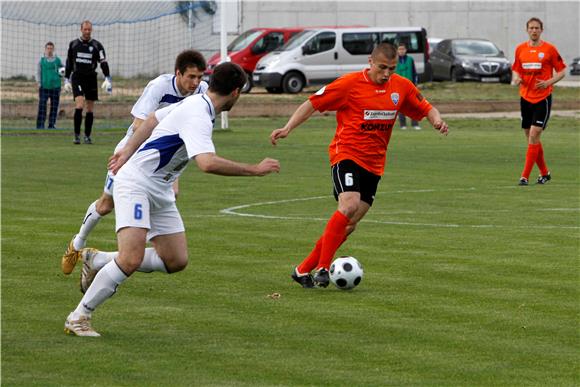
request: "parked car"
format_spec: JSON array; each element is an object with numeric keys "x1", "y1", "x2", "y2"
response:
[
  {"x1": 430, "y1": 38, "x2": 511, "y2": 83},
  {"x1": 428, "y1": 37, "x2": 442, "y2": 54},
  {"x1": 570, "y1": 57, "x2": 580, "y2": 75},
  {"x1": 253, "y1": 26, "x2": 431, "y2": 93},
  {"x1": 203, "y1": 27, "x2": 304, "y2": 93}
]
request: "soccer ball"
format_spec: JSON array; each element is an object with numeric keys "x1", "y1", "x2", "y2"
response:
[
  {"x1": 329, "y1": 256, "x2": 363, "y2": 290},
  {"x1": 58, "y1": 67, "x2": 66, "y2": 77}
]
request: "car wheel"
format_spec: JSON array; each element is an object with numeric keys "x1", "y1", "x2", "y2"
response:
[
  {"x1": 450, "y1": 67, "x2": 462, "y2": 82},
  {"x1": 241, "y1": 77, "x2": 253, "y2": 93},
  {"x1": 265, "y1": 87, "x2": 283, "y2": 94},
  {"x1": 282, "y1": 72, "x2": 305, "y2": 93}
]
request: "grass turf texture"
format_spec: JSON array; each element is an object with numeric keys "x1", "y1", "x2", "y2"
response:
[{"x1": 2, "y1": 116, "x2": 579, "y2": 386}]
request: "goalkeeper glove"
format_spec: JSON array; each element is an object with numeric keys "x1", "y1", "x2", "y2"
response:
[
  {"x1": 101, "y1": 76, "x2": 112, "y2": 94},
  {"x1": 63, "y1": 79, "x2": 72, "y2": 94}
]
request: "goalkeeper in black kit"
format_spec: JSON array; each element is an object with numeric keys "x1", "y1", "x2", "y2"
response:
[{"x1": 64, "y1": 20, "x2": 111, "y2": 144}]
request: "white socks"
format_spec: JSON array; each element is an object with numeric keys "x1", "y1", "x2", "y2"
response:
[
  {"x1": 138, "y1": 248, "x2": 168, "y2": 273},
  {"x1": 74, "y1": 201, "x2": 102, "y2": 250},
  {"x1": 71, "y1": 248, "x2": 168, "y2": 319},
  {"x1": 72, "y1": 260, "x2": 127, "y2": 319}
]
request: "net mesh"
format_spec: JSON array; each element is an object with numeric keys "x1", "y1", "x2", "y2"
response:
[{"x1": 1, "y1": 1, "x2": 221, "y2": 129}]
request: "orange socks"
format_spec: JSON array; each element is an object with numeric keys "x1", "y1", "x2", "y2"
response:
[
  {"x1": 536, "y1": 142, "x2": 549, "y2": 176},
  {"x1": 297, "y1": 237, "x2": 323, "y2": 275},
  {"x1": 316, "y1": 211, "x2": 350, "y2": 271},
  {"x1": 521, "y1": 143, "x2": 540, "y2": 179}
]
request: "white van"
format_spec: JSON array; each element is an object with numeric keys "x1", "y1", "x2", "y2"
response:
[{"x1": 253, "y1": 26, "x2": 431, "y2": 93}]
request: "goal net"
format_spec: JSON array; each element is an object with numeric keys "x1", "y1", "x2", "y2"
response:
[{"x1": 1, "y1": 1, "x2": 224, "y2": 130}]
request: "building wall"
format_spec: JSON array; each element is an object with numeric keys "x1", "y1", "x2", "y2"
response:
[{"x1": 240, "y1": 1, "x2": 579, "y2": 65}]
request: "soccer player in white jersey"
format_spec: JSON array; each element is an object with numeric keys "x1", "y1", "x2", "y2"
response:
[
  {"x1": 61, "y1": 50, "x2": 208, "y2": 281},
  {"x1": 64, "y1": 62, "x2": 280, "y2": 336}
]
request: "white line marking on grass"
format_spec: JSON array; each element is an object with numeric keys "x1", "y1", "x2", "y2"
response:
[{"x1": 220, "y1": 187, "x2": 580, "y2": 230}]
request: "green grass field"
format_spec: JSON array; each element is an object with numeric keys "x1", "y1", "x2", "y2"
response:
[{"x1": 2, "y1": 116, "x2": 579, "y2": 386}]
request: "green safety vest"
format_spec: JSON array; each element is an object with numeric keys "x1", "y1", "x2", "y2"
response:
[
  {"x1": 395, "y1": 55, "x2": 415, "y2": 83},
  {"x1": 39, "y1": 56, "x2": 63, "y2": 89}
]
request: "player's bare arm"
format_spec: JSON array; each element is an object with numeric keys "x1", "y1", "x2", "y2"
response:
[
  {"x1": 270, "y1": 100, "x2": 316, "y2": 145},
  {"x1": 511, "y1": 71, "x2": 522, "y2": 86},
  {"x1": 108, "y1": 113, "x2": 159, "y2": 174},
  {"x1": 426, "y1": 107, "x2": 449, "y2": 135},
  {"x1": 195, "y1": 153, "x2": 280, "y2": 176},
  {"x1": 535, "y1": 69, "x2": 566, "y2": 89}
]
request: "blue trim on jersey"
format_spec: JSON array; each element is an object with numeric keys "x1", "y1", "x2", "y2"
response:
[
  {"x1": 201, "y1": 94, "x2": 215, "y2": 124},
  {"x1": 171, "y1": 75, "x2": 178, "y2": 95},
  {"x1": 138, "y1": 134, "x2": 184, "y2": 172},
  {"x1": 160, "y1": 94, "x2": 185, "y2": 104}
]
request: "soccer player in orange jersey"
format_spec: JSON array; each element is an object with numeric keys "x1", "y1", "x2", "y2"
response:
[
  {"x1": 270, "y1": 43, "x2": 449, "y2": 288},
  {"x1": 512, "y1": 17, "x2": 566, "y2": 186}
]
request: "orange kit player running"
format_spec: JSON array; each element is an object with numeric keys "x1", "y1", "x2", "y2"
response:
[
  {"x1": 512, "y1": 17, "x2": 566, "y2": 186},
  {"x1": 270, "y1": 43, "x2": 449, "y2": 288}
]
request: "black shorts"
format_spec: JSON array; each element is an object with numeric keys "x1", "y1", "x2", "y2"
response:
[
  {"x1": 331, "y1": 159, "x2": 381, "y2": 206},
  {"x1": 71, "y1": 72, "x2": 99, "y2": 101},
  {"x1": 520, "y1": 95, "x2": 551, "y2": 130}
]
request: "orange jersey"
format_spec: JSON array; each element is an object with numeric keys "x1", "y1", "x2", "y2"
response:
[
  {"x1": 309, "y1": 70, "x2": 432, "y2": 175},
  {"x1": 512, "y1": 41, "x2": 566, "y2": 103}
]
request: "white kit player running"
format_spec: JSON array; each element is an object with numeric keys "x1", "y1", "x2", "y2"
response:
[
  {"x1": 64, "y1": 62, "x2": 280, "y2": 336},
  {"x1": 61, "y1": 50, "x2": 208, "y2": 284}
]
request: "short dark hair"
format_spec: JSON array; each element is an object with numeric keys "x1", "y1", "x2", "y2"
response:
[
  {"x1": 527, "y1": 17, "x2": 543, "y2": 30},
  {"x1": 397, "y1": 42, "x2": 407, "y2": 48},
  {"x1": 209, "y1": 62, "x2": 247, "y2": 96},
  {"x1": 45, "y1": 42, "x2": 54, "y2": 48},
  {"x1": 81, "y1": 20, "x2": 92, "y2": 28},
  {"x1": 175, "y1": 49, "x2": 206, "y2": 74},
  {"x1": 372, "y1": 43, "x2": 397, "y2": 60}
]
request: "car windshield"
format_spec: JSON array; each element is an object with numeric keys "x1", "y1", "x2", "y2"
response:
[
  {"x1": 452, "y1": 40, "x2": 500, "y2": 56},
  {"x1": 228, "y1": 30, "x2": 263, "y2": 52},
  {"x1": 279, "y1": 30, "x2": 317, "y2": 51}
]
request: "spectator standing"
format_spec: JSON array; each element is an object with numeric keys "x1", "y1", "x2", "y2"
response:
[
  {"x1": 64, "y1": 20, "x2": 111, "y2": 144},
  {"x1": 36, "y1": 42, "x2": 63, "y2": 129},
  {"x1": 395, "y1": 43, "x2": 420, "y2": 130}
]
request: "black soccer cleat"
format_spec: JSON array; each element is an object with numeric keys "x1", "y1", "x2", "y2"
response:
[
  {"x1": 518, "y1": 177, "x2": 529, "y2": 186},
  {"x1": 313, "y1": 268, "x2": 330, "y2": 288},
  {"x1": 291, "y1": 267, "x2": 315, "y2": 289},
  {"x1": 84, "y1": 136, "x2": 93, "y2": 145},
  {"x1": 537, "y1": 172, "x2": 551, "y2": 185},
  {"x1": 73, "y1": 135, "x2": 81, "y2": 145}
]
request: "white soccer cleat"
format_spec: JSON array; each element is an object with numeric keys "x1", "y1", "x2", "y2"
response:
[
  {"x1": 64, "y1": 314, "x2": 100, "y2": 337},
  {"x1": 80, "y1": 248, "x2": 99, "y2": 294}
]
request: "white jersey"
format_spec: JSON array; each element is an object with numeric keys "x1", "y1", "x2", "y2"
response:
[
  {"x1": 116, "y1": 93, "x2": 216, "y2": 206},
  {"x1": 114, "y1": 75, "x2": 209, "y2": 153}
]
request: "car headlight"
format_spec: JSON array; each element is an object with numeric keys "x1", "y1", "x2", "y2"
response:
[{"x1": 461, "y1": 60, "x2": 476, "y2": 69}]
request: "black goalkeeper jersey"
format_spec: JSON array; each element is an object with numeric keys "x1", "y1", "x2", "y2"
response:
[{"x1": 65, "y1": 38, "x2": 109, "y2": 78}]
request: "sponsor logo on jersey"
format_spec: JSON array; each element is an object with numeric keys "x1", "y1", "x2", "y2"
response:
[
  {"x1": 522, "y1": 62, "x2": 542, "y2": 70},
  {"x1": 391, "y1": 92, "x2": 400, "y2": 105},
  {"x1": 78, "y1": 52, "x2": 92, "y2": 59},
  {"x1": 375, "y1": 89, "x2": 386, "y2": 94},
  {"x1": 360, "y1": 122, "x2": 393, "y2": 132},
  {"x1": 364, "y1": 110, "x2": 397, "y2": 120}
]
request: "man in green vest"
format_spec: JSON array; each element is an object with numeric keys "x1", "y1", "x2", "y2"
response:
[
  {"x1": 36, "y1": 42, "x2": 63, "y2": 129},
  {"x1": 395, "y1": 42, "x2": 420, "y2": 130}
]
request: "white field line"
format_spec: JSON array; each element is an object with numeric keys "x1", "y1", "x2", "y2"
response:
[{"x1": 220, "y1": 187, "x2": 580, "y2": 230}]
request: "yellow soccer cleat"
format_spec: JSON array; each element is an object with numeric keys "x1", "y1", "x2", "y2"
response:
[{"x1": 61, "y1": 236, "x2": 81, "y2": 274}]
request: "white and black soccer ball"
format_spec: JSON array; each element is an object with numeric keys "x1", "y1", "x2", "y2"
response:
[
  {"x1": 58, "y1": 67, "x2": 66, "y2": 77},
  {"x1": 330, "y1": 256, "x2": 363, "y2": 290}
]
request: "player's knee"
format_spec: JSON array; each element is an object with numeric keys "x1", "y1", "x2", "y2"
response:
[
  {"x1": 117, "y1": 254, "x2": 144, "y2": 275},
  {"x1": 166, "y1": 256, "x2": 188, "y2": 273},
  {"x1": 96, "y1": 196, "x2": 114, "y2": 215}
]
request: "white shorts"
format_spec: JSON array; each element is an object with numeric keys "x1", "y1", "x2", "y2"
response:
[
  {"x1": 103, "y1": 171, "x2": 114, "y2": 196},
  {"x1": 113, "y1": 168, "x2": 184, "y2": 240}
]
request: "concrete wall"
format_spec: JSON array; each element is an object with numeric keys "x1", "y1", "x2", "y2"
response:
[{"x1": 241, "y1": 1, "x2": 580, "y2": 66}]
